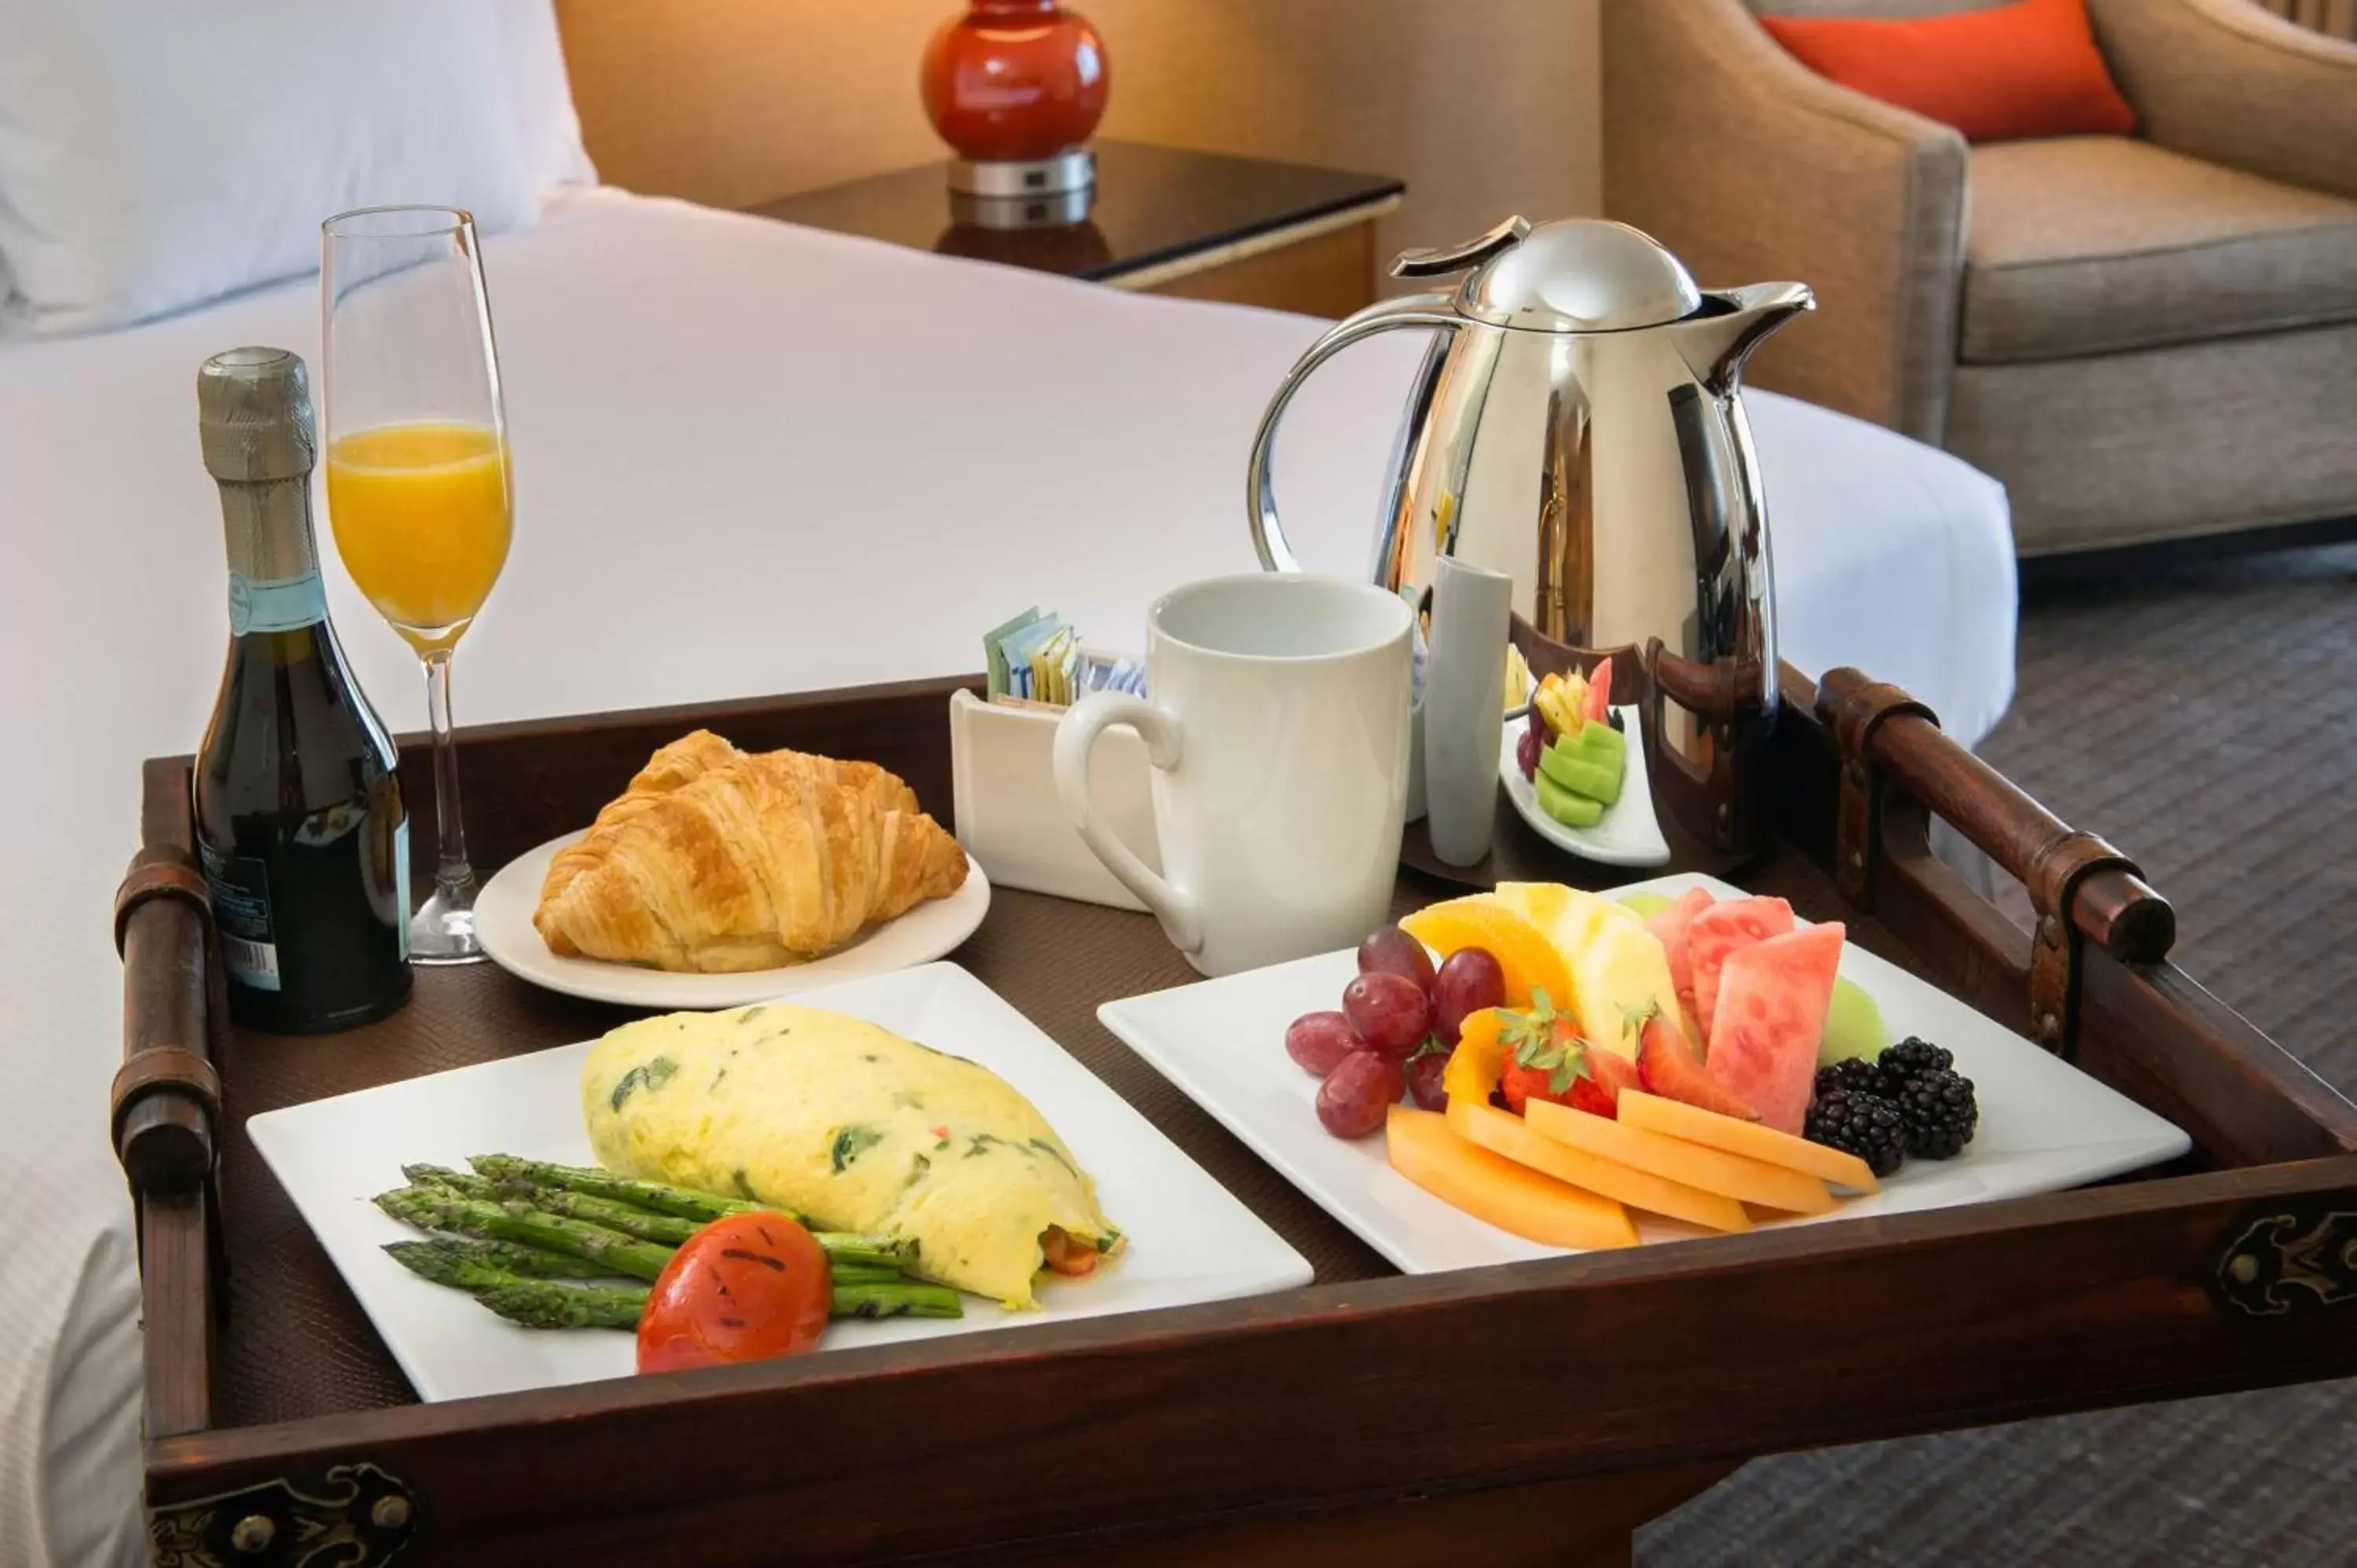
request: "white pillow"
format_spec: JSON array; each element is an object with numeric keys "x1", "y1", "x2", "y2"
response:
[
  {"x1": 495, "y1": 0, "x2": 601, "y2": 194},
  {"x1": 0, "y1": 1, "x2": 590, "y2": 338}
]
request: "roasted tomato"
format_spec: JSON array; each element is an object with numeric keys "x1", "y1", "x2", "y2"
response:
[{"x1": 636, "y1": 1211, "x2": 830, "y2": 1375}]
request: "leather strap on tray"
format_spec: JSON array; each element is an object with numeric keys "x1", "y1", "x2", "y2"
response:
[
  {"x1": 1814, "y1": 672, "x2": 1937, "y2": 906},
  {"x1": 2023, "y1": 829, "x2": 2141, "y2": 1054},
  {"x1": 114, "y1": 845, "x2": 221, "y2": 1192},
  {"x1": 115, "y1": 847, "x2": 212, "y2": 955},
  {"x1": 1816, "y1": 667, "x2": 2173, "y2": 1057}
]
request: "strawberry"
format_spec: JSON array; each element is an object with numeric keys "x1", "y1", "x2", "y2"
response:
[
  {"x1": 1571, "y1": 1047, "x2": 1642, "y2": 1116},
  {"x1": 1494, "y1": 990, "x2": 1627, "y2": 1119},
  {"x1": 1635, "y1": 1006, "x2": 1760, "y2": 1122}
]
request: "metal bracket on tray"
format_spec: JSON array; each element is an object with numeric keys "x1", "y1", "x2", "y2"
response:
[
  {"x1": 2211, "y1": 1200, "x2": 2357, "y2": 1318},
  {"x1": 1814, "y1": 668, "x2": 2174, "y2": 1058},
  {"x1": 148, "y1": 1460, "x2": 418, "y2": 1566}
]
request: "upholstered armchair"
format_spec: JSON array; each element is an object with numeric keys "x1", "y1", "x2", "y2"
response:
[{"x1": 1604, "y1": 0, "x2": 2357, "y2": 555}]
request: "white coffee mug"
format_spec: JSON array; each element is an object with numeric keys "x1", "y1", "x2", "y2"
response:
[{"x1": 1054, "y1": 574, "x2": 1414, "y2": 976}]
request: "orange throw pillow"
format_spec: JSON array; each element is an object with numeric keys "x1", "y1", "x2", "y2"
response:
[{"x1": 1758, "y1": 0, "x2": 2138, "y2": 142}]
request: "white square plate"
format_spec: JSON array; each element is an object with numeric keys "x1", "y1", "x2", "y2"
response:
[
  {"x1": 1098, "y1": 874, "x2": 2191, "y2": 1273},
  {"x1": 250, "y1": 962, "x2": 1311, "y2": 1401}
]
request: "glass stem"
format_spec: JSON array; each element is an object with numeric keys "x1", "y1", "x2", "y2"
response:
[{"x1": 422, "y1": 650, "x2": 476, "y2": 902}]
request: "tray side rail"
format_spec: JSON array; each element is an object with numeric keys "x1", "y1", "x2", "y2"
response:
[
  {"x1": 115, "y1": 756, "x2": 220, "y2": 1445},
  {"x1": 1801, "y1": 667, "x2": 2357, "y2": 1167}
]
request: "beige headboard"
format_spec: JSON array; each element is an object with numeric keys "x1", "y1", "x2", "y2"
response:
[{"x1": 553, "y1": 0, "x2": 1600, "y2": 281}]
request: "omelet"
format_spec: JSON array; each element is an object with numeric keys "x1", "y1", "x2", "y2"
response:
[{"x1": 581, "y1": 1002, "x2": 1121, "y2": 1308}]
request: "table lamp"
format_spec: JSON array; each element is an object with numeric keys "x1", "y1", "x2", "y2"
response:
[{"x1": 920, "y1": 0, "x2": 1109, "y2": 226}]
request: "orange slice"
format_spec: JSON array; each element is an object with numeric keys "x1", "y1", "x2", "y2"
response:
[
  {"x1": 1616, "y1": 1090, "x2": 1879, "y2": 1193},
  {"x1": 1522, "y1": 1099, "x2": 1835, "y2": 1214},
  {"x1": 1439, "y1": 1007, "x2": 1510, "y2": 1105},
  {"x1": 1446, "y1": 1097, "x2": 1750, "y2": 1233},
  {"x1": 1399, "y1": 896, "x2": 1574, "y2": 1012}
]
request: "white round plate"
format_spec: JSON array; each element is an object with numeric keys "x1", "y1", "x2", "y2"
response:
[
  {"x1": 1497, "y1": 703, "x2": 1673, "y2": 869},
  {"x1": 474, "y1": 832, "x2": 992, "y2": 1009}
]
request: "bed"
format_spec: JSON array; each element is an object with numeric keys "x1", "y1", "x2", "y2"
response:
[{"x1": 0, "y1": 182, "x2": 2016, "y2": 1563}]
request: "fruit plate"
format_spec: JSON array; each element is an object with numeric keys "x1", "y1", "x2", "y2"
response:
[
  {"x1": 1097, "y1": 873, "x2": 2191, "y2": 1273},
  {"x1": 1497, "y1": 705, "x2": 1672, "y2": 869},
  {"x1": 473, "y1": 831, "x2": 992, "y2": 1008},
  {"x1": 247, "y1": 961, "x2": 1311, "y2": 1401}
]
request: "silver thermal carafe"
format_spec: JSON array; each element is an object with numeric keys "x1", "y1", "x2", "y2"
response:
[{"x1": 1248, "y1": 216, "x2": 1813, "y2": 874}]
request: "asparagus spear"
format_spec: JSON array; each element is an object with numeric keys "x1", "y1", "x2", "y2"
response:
[
  {"x1": 453, "y1": 1156, "x2": 916, "y2": 1270},
  {"x1": 381, "y1": 1181, "x2": 915, "y2": 1274},
  {"x1": 384, "y1": 1237, "x2": 625, "y2": 1283},
  {"x1": 830, "y1": 1281, "x2": 965, "y2": 1320},
  {"x1": 384, "y1": 1242, "x2": 962, "y2": 1328},
  {"x1": 375, "y1": 1187, "x2": 679, "y2": 1281},
  {"x1": 478, "y1": 1280, "x2": 649, "y2": 1331},
  {"x1": 465, "y1": 1154, "x2": 772, "y2": 1224}
]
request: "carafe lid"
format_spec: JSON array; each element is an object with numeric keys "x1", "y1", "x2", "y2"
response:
[{"x1": 1395, "y1": 217, "x2": 1703, "y2": 333}]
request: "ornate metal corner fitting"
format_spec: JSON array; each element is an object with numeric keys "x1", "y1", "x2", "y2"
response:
[
  {"x1": 2212, "y1": 1203, "x2": 2357, "y2": 1318},
  {"x1": 149, "y1": 1461, "x2": 416, "y2": 1567}
]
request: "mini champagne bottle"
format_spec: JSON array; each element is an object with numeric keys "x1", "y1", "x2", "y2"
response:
[{"x1": 192, "y1": 346, "x2": 412, "y2": 1032}]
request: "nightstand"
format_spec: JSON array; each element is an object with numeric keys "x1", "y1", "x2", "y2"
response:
[{"x1": 745, "y1": 141, "x2": 1406, "y2": 317}]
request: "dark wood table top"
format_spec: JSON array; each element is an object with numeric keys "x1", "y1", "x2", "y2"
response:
[{"x1": 742, "y1": 139, "x2": 1404, "y2": 284}]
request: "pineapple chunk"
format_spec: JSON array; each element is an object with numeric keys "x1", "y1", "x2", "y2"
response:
[
  {"x1": 1483, "y1": 885, "x2": 1669, "y2": 1059},
  {"x1": 1570, "y1": 919, "x2": 1688, "y2": 1061}
]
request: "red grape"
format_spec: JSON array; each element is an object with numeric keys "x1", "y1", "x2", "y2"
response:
[
  {"x1": 1355, "y1": 925, "x2": 1435, "y2": 995},
  {"x1": 1527, "y1": 703, "x2": 1552, "y2": 745},
  {"x1": 1430, "y1": 947, "x2": 1508, "y2": 1045},
  {"x1": 1316, "y1": 1051, "x2": 1406, "y2": 1138},
  {"x1": 1284, "y1": 1011, "x2": 1360, "y2": 1078},
  {"x1": 1342, "y1": 972, "x2": 1431, "y2": 1058},
  {"x1": 1516, "y1": 724, "x2": 1542, "y2": 780},
  {"x1": 1406, "y1": 1050, "x2": 1450, "y2": 1111}
]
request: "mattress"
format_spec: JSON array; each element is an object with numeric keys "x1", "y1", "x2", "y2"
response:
[{"x1": 0, "y1": 185, "x2": 2013, "y2": 1564}]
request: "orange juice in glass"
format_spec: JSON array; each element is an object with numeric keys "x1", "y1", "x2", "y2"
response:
[
  {"x1": 326, "y1": 420, "x2": 511, "y2": 653},
  {"x1": 322, "y1": 204, "x2": 512, "y2": 963}
]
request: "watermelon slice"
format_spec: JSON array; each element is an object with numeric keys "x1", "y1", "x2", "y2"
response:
[
  {"x1": 1635, "y1": 1011, "x2": 1759, "y2": 1122},
  {"x1": 1688, "y1": 896, "x2": 1796, "y2": 1043},
  {"x1": 1582, "y1": 656, "x2": 1614, "y2": 723},
  {"x1": 1644, "y1": 887, "x2": 1717, "y2": 1008},
  {"x1": 1705, "y1": 922, "x2": 1846, "y2": 1136}
]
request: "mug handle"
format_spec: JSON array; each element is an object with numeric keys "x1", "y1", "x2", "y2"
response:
[{"x1": 1053, "y1": 693, "x2": 1200, "y2": 954}]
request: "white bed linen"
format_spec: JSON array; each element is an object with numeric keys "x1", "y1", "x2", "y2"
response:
[{"x1": 0, "y1": 186, "x2": 2013, "y2": 1565}]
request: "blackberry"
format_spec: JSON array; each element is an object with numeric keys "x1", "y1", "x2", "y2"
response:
[
  {"x1": 1891, "y1": 1067, "x2": 1978, "y2": 1160},
  {"x1": 1815, "y1": 1059, "x2": 1883, "y2": 1100},
  {"x1": 1804, "y1": 1089, "x2": 1908, "y2": 1177},
  {"x1": 1879, "y1": 1037, "x2": 1955, "y2": 1086}
]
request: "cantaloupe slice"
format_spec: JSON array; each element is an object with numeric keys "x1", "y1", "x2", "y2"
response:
[
  {"x1": 1617, "y1": 1089, "x2": 1879, "y2": 1193},
  {"x1": 1521, "y1": 1098, "x2": 1835, "y2": 1214},
  {"x1": 1386, "y1": 1106, "x2": 1638, "y2": 1250},
  {"x1": 1445, "y1": 1097, "x2": 1750, "y2": 1233}
]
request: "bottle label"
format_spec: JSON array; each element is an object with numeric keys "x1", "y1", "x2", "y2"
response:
[
  {"x1": 199, "y1": 839, "x2": 283, "y2": 992},
  {"x1": 229, "y1": 570, "x2": 328, "y2": 636}
]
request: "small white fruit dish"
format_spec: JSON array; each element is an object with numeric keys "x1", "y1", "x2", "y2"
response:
[{"x1": 1498, "y1": 704, "x2": 1672, "y2": 870}]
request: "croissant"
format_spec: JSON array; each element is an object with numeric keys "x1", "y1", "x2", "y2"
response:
[{"x1": 533, "y1": 731, "x2": 970, "y2": 973}]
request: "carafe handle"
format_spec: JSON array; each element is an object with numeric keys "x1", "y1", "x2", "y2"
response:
[{"x1": 1247, "y1": 292, "x2": 1461, "y2": 573}]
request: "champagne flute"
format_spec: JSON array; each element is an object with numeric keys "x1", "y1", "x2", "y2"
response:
[{"x1": 321, "y1": 207, "x2": 514, "y2": 964}]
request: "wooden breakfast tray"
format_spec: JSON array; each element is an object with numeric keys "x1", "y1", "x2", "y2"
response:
[{"x1": 115, "y1": 666, "x2": 2357, "y2": 1566}]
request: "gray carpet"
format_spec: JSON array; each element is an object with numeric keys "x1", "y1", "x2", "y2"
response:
[{"x1": 1641, "y1": 543, "x2": 2357, "y2": 1566}]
